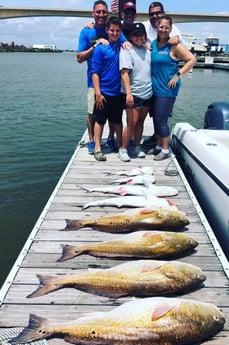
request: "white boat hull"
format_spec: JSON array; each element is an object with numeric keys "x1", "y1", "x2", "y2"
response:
[{"x1": 171, "y1": 123, "x2": 229, "y2": 259}]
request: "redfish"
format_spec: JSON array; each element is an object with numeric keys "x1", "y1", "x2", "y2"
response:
[
  {"x1": 27, "y1": 260, "x2": 206, "y2": 299},
  {"x1": 10, "y1": 297, "x2": 225, "y2": 345},
  {"x1": 57, "y1": 231, "x2": 198, "y2": 262},
  {"x1": 64, "y1": 208, "x2": 189, "y2": 233}
]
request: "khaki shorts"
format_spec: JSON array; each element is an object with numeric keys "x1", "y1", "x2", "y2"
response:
[{"x1": 87, "y1": 88, "x2": 95, "y2": 115}]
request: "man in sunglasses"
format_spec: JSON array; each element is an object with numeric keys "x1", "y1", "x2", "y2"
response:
[
  {"x1": 143, "y1": 1, "x2": 182, "y2": 44},
  {"x1": 142, "y1": 1, "x2": 183, "y2": 149}
]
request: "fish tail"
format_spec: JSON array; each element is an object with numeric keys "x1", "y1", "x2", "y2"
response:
[
  {"x1": 81, "y1": 204, "x2": 89, "y2": 210},
  {"x1": 27, "y1": 275, "x2": 60, "y2": 298},
  {"x1": 76, "y1": 185, "x2": 90, "y2": 192},
  {"x1": 10, "y1": 314, "x2": 50, "y2": 344},
  {"x1": 61, "y1": 219, "x2": 83, "y2": 231},
  {"x1": 56, "y1": 244, "x2": 82, "y2": 262}
]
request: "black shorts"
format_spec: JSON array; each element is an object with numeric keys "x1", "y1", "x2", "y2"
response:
[
  {"x1": 122, "y1": 93, "x2": 152, "y2": 109},
  {"x1": 93, "y1": 94, "x2": 123, "y2": 125}
]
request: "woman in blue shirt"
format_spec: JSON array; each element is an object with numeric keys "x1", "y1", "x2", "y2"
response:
[{"x1": 151, "y1": 15, "x2": 196, "y2": 160}]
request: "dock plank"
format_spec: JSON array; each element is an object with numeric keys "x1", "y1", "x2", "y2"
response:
[{"x1": 0, "y1": 118, "x2": 228, "y2": 345}]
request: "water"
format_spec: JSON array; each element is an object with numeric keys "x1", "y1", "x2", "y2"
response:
[{"x1": 0, "y1": 53, "x2": 229, "y2": 287}]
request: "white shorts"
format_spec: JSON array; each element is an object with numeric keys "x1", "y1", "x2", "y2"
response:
[{"x1": 87, "y1": 88, "x2": 95, "y2": 115}]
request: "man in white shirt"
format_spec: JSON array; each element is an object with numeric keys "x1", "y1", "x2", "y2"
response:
[{"x1": 143, "y1": 1, "x2": 182, "y2": 44}]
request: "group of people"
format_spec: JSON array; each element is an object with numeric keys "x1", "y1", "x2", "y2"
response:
[{"x1": 77, "y1": 1, "x2": 196, "y2": 162}]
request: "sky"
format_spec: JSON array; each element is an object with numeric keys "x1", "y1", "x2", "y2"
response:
[{"x1": 0, "y1": 0, "x2": 229, "y2": 50}]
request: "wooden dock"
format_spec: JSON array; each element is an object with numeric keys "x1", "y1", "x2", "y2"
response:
[{"x1": 0, "y1": 117, "x2": 228, "y2": 345}]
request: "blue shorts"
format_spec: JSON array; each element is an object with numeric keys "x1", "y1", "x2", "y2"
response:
[
  {"x1": 122, "y1": 94, "x2": 152, "y2": 109},
  {"x1": 93, "y1": 94, "x2": 123, "y2": 125}
]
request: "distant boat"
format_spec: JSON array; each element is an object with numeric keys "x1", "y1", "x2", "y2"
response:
[{"x1": 181, "y1": 33, "x2": 207, "y2": 54}]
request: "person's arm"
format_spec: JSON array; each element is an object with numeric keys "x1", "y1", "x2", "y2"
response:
[
  {"x1": 121, "y1": 68, "x2": 134, "y2": 108},
  {"x1": 77, "y1": 38, "x2": 109, "y2": 63},
  {"x1": 168, "y1": 43, "x2": 196, "y2": 88},
  {"x1": 76, "y1": 45, "x2": 95, "y2": 63},
  {"x1": 92, "y1": 73, "x2": 106, "y2": 110}
]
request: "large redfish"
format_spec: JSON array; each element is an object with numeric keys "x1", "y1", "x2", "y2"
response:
[
  {"x1": 10, "y1": 297, "x2": 225, "y2": 345},
  {"x1": 64, "y1": 208, "x2": 189, "y2": 233},
  {"x1": 57, "y1": 231, "x2": 198, "y2": 262},
  {"x1": 27, "y1": 260, "x2": 205, "y2": 299}
]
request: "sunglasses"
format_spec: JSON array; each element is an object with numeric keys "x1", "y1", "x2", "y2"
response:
[
  {"x1": 149, "y1": 11, "x2": 163, "y2": 17},
  {"x1": 95, "y1": 10, "x2": 108, "y2": 14}
]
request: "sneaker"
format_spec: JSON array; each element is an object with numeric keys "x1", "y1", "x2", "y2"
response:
[
  {"x1": 142, "y1": 135, "x2": 156, "y2": 147},
  {"x1": 118, "y1": 148, "x2": 131, "y2": 162},
  {"x1": 153, "y1": 151, "x2": 171, "y2": 161},
  {"x1": 147, "y1": 147, "x2": 161, "y2": 155},
  {"x1": 134, "y1": 145, "x2": 145, "y2": 158},
  {"x1": 88, "y1": 141, "x2": 95, "y2": 154},
  {"x1": 107, "y1": 137, "x2": 118, "y2": 152}
]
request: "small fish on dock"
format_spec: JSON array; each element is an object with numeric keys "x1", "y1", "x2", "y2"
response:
[
  {"x1": 105, "y1": 166, "x2": 154, "y2": 176},
  {"x1": 27, "y1": 260, "x2": 206, "y2": 299},
  {"x1": 78, "y1": 184, "x2": 178, "y2": 197},
  {"x1": 64, "y1": 208, "x2": 189, "y2": 233},
  {"x1": 10, "y1": 297, "x2": 225, "y2": 345},
  {"x1": 57, "y1": 230, "x2": 198, "y2": 262},
  {"x1": 110, "y1": 174, "x2": 156, "y2": 185},
  {"x1": 81, "y1": 195, "x2": 177, "y2": 210}
]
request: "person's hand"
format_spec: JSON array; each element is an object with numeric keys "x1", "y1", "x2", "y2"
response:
[
  {"x1": 122, "y1": 41, "x2": 132, "y2": 50},
  {"x1": 168, "y1": 35, "x2": 180, "y2": 45},
  {"x1": 95, "y1": 94, "x2": 106, "y2": 110},
  {"x1": 126, "y1": 93, "x2": 134, "y2": 108},
  {"x1": 84, "y1": 21, "x2": 95, "y2": 29},
  {"x1": 168, "y1": 75, "x2": 179, "y2": 88},
  {"x1": 95, "y1": 38, "x2": 109, "y2": 46}
]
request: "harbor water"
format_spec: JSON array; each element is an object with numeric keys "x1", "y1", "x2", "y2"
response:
[{"x1": 0, "y1": 52, "x2": 229, "y2": 287}]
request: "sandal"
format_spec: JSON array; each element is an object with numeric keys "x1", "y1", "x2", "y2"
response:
[{"x1": 94, "y1": 151, "x2": 106, "y2": 161}]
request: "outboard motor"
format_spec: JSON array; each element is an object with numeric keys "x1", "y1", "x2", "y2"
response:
[{"x1": 204, "y1": 102, "x2": 229, "y2": 130}]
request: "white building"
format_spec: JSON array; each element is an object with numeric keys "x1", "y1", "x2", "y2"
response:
[{"x1": 32, "y1": 44, "x2": 56, "y2": 51}]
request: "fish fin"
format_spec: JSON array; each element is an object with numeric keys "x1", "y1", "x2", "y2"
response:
[
  {"x1": 126, "y1": 179, "x2": 134, "y2": 185},
  {"x1": 139, "y1": 208, "x2": 156, "y2": 215},
  {"x1": 119, "y1": 188, "x2": 128, "y2": 196},
  {"x1": 56, "y1": 244, "x2": 82, "y2": 262},
  {"x1": 151, "y1": 303, "x2": 174, "y2": 321},
  {"x1": 143, "y1": 231, "x2": 161, "y2": 237},
  {"x1": 10, "y1": 314, "x2": 50, "y2": 343},
  {"x1": 142, "y1": 262, "x2": 163, "y2": 272},
  {"x1": 27, "y1": 275, "x2": 61, "y2": 298},
  {"x1": 61, "y1": 219, "x2": 83, "y2": 231}
]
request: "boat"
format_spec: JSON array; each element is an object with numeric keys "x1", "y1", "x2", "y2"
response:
[
  {"x1": 171, "y1": 102, "x2": 229, "y2": 259},
  {"x1": 181, "y1": 33, "x2": 207, "y2": 55}
]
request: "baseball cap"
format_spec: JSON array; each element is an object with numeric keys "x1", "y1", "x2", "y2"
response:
[
  {"x1": 123, "y1": 2, "x2": 136, "y2": 13},
  {"x1": 130, "y1": 22, "x2": 146, "y2": 35}
]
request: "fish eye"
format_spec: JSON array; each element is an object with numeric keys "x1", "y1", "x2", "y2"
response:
[
  {"x1": 91, "y1": 330, "x2": 97, "y2": 338},
  {"x1": 213, "y1": 315, "x2": 220, "y2": 321}
]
